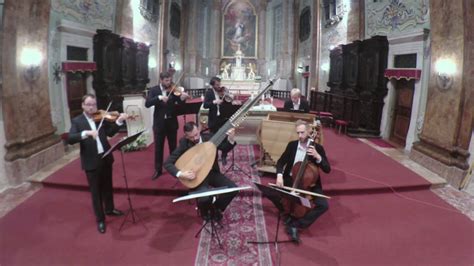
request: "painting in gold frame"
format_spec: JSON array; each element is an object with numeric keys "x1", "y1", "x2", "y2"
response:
[{"x1": 221, "y1": 0, "x2": 258, "y2": 58}]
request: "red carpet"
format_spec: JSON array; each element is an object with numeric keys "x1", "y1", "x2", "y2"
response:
[
  {"x1": 1, "y1": 112, "x2": 473, "y2": 265},
  {"x1": 367, "y1": 138, "x2": 396, "y2": 148},
  {"x1": 320, "y1": 130, "x2": 430, "y2": 193},
  {"x1": 40, "y1": 129, "x2": 430, "y2": 195},
  {"x1": 0, "y1": 187, "x2": 200, "y2": 265},
  {"x1": 195, "y1": 145, "x2": 272, "y2": 265},
  {"x1": 259, "y1": 187, "x2": 473, "y2": 266}
]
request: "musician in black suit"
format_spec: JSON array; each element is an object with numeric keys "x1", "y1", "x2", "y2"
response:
[
  {"x1": 283, "y1": 88, "x2": 310, "y2": 113},
  {"x1": 164, "y1": 122, "x2": 238, "y2": 221},
  {"x1": 145, "y1": 72, "x2": 190, "y2": 180},
  {"x1": 274, "y1": 120, "x2": 331, "y2": 243},
  {"x1": 203, "y1": 76, "x2": 232, "y2": 165},
  {"x1": 68, "y1": 94, "x2": 128, "y2": 234}
]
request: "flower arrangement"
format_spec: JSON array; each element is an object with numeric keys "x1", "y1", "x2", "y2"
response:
[{"x1": 121, "y1": 134, "x2": 147, "y2": 152}]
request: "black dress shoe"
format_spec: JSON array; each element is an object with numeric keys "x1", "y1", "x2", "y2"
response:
[
  {"x1": 286, "y1": 226, "x2": 300, "y2": 243},
  {"x1": 106, "y1": 209, "x2": 124, "y2": 216},
  {"x1": 151, "y1": 171, "x2": 162, "y2": 180},
  {"x1": 97, "y1": 221, "x2": 106, "y2": 234}
]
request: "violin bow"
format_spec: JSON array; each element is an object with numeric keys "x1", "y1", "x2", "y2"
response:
[
  {"x1": 96, "y1": 101, "x2": 112, "y2": 132},
  {"x1": 268, "y1": 183, "x2": 331, "y2": 199},
  {"x1": 168, "y1": 71, "x2": 185, "y2": 95}
]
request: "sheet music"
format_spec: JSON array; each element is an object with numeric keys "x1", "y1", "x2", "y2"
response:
[{"x1": 272, "y1": 187, "x2": 312, "y2": 208}]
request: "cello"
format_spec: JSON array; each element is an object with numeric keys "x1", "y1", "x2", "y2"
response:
[{"x1": 281, "y1": 124, "x2": 322, "y2": 218}]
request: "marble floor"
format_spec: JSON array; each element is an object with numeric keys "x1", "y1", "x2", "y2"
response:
[{"x1": 1, "y1": 142, "x2": 473, "y2": 221}]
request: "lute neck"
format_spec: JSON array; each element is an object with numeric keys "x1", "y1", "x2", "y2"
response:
[{"x1": 209, "y1": 78, "x2": 277, "y2": 146}]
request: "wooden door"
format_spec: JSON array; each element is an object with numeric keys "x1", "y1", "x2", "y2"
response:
[
  {"x1": 66, "y1": 72, "x2": 87, "y2": 119},
  {"x1": 390, "y1": 79, "x2": 414, "y2": 146}
]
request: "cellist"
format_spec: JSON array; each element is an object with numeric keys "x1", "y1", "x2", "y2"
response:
[{"x1": 274, "y1": 120, "x2": 331, "y2": 243}]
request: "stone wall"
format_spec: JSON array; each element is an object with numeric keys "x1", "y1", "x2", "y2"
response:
[
  {"x1": 48, "y1": 0, "x2": 117, "y2": 134},
  {"x1": 2, "y1": 0, "x2": 63, "y2": 185},
  {"x1": 411, "y1": 0, "x2": 472, "y2": 187}
]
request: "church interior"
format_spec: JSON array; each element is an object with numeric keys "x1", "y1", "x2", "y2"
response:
[{"x1": 0, "y1": 0, "x2": 473, "y2": 265}]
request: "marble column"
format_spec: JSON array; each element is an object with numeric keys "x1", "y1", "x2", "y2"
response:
[
  {"x1": 160, "y1": 0, "x2": 170, "y2": 71},
  {"x1": 309, "y1": 0, "x2": 321, "y2": 90},
  {"x1": 347, "y1": 0, "x2": 362, "y2": 42},
  {"x1": 115, "y1": 0, "x2": 134, "y2": 38},
  {"x1": 279, "y1": 0, "x2": 295, "y2": 80},
  {"x1": 257, "y1": 1, "x2": 267, "y2": 79},
  {"x1": 184, "y1": 0, "x2": 198, "y2": 77},
  {"x1": 209, "y1": 0, "x2": 222, "y2": 77},
  {"x1": 411, "y1": 0, "x2": 473, "y2": 187},
  {"x1": 2, "y1": 0, "x2": 63, "y2": 184}
]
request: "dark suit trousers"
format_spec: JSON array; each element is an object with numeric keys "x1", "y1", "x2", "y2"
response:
[
  {"x1": 85, "y1": 155, "x2": 115, "y2": 222},
  {"x1": 154, "y1": 119, "x2": 178, "y2": 171},
  {"x1": 210, "y1": 117, "x2": 229, "y2": 159},
  {"x1": 192, "y1": 171, "x2": 237, "y2": 214},
  {"x1": 267, "y1": 184, "x2": 328, "y2": 229},
  {"x1": 291, "y1": 186, "x2": 328, "y2": 229}
]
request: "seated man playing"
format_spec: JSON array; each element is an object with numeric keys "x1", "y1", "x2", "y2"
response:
[
  {"x1": 273, "y1": 120, "x2": 331, "y2": 243},
  {"x1": 164, "y1": 122, "x2": 238, "y2": 221},
  {"x1": 283, "y1": 88, "x2": 310, "y2": 113}
]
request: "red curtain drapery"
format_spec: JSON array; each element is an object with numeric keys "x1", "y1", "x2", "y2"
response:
[
  {"x1": 384, "y1": 68, "x2": 421, "y2": 80},
  {"x1": 61, "y1": 61, "x2": 97, "y2": 72}
]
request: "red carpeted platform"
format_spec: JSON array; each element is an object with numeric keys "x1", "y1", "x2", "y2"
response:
[
  {"x1": 259, "y1": 189, "x2": 473, "y2": 266},
  {"x1": 320, "y1": 130, "x2": 431, "y2": 193},
  {"x1": 367, "y1": 138, "x2": 397, "y2": 148},
  {"x1": 2, "y1": 107, "x2": 473, "y2": 265},
  {"x1": 0, "y1": 187, "x2": 200, "y2": 265},
  {"x1": 40, "y1": 129, "x2": 430, "y2": 196}
]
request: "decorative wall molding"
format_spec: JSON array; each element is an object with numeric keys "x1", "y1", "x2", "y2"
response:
[
  {"x1": 51, "y1": 0, "x2": 115, "y2": 30},
  {"x1": 366, "y1": 0, "x2": 429, "y2": 37},
  {"x1": 380, "y1": 28, "x2": 431, "y2": 151}
]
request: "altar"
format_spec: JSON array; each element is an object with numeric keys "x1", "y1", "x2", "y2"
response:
[
  {"x1": 221, "y1": 80, "x2": 262, "y2": 95},
  {"x1": 219, "y1": 45, "x2": 261, "y2": 95}
]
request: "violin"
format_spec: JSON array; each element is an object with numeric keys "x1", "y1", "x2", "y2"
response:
[
  {"x1": 92, "y1": 110, "x2": 120, "y2": 123},
  {"x1": 167, "y1": 83, "x2": 191, "y2": 99},
  {"x1": 216, "y1": 86, "x2": 234, "y2": 103}
]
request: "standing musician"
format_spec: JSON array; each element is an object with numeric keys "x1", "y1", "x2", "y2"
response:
[
  {"x1": 67, "y1": 94, "x2": 128, "y2": 234},
  {"x1": 164, "y1": 122, "x2": 238, "y2": 221},
  {"x1": 283, "y1": 88, "x2": 310, "y2": 113},
  {"x1": 145, "y1": 71, "x2": 190, "y2": 180},
  {"x1": 203, "y1": 76, "x2": 235, "y2": 165},
  {"x1": 274, "y1": 119, "x2": 331, "y2": 243}
]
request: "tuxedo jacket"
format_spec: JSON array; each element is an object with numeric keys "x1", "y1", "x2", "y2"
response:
[
  {"x1": 164, "y1": 133, "x2": 235, "y2": 177},
  {"x1": 145, "y1": 85, "x2": 185, "y2": 133},
  {"x1": 283, "y1": 98, "x2": 310, "y2": 113},
  {"x1": 276, "y1": 140, "x2": 330, "y2": 187},
  {"x1": 68, "y1": 114, "x2": 120, "y2": 171},
  {"x1": 203, "y1": 89, "x2": 222, "y2": 130}
]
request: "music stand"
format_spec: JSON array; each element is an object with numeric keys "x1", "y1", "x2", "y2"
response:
[
  {"x1": 175, "y1": 100, "x2": 203, "y2": 123},
  {"x1": 220, "y1": 103, "x2": 252, "y2": 178},
  {"x1": 173, "y1": 186, "x2": 251, "y2": 248},
  {"x1": 249, "y1": 182, "x2": 309, "y2": 264},
  {"x1": 102, "y1": 130, "x2": 147, "y2": 232}
]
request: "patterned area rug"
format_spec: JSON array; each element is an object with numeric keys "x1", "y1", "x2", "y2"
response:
[{"x1": 195, "y1": 145, "x2": 273, "y2": 266}]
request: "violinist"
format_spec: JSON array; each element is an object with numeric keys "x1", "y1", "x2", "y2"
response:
[
  {"x1": 274, "y1": 120, "x2": 331, "y2": 243},
  {"x1": 145, "y1": 71, "x2": 190, "y2": 180},
  {"x1": 203, "y1": 76, "x2": 234, "y2": 165},
  {"x1": 67, "y1": 94, "x2": 128, "y2": 234}
]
